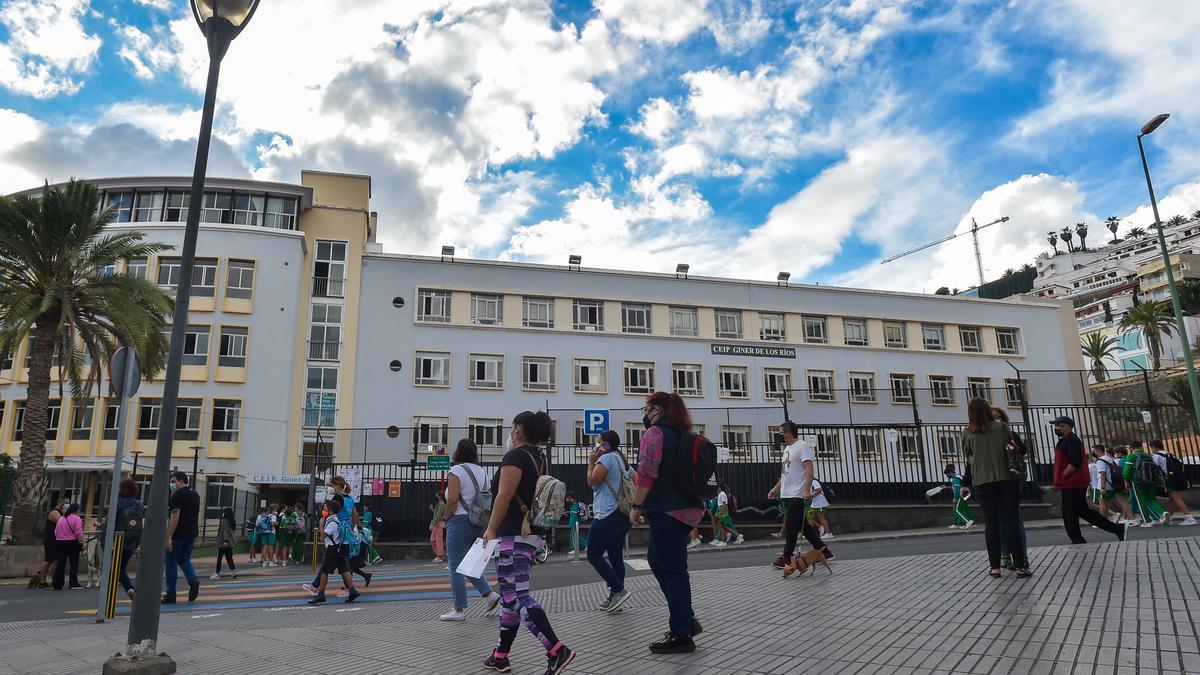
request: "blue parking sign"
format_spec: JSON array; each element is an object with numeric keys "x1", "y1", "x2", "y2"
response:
[{"x1": 584, "y1": 409, "x2": 610, "y2": 435}]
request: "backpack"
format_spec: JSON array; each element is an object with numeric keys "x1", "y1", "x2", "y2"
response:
[
  {"x1": 1099, "y1": 458, "x2": 1127, "y2": 493},
  {"x1": 462, "y1": 465, "x2": 493, "y2": 528},
  {"x1": 601, "y1": 452, "x2": 636, "y2": 515},
  {"x1": 1154, "y1": 451, "x2": 1190, "y2": 491},
  {"x1": 516, "y1": 449, "x2": 566, "y2": 534},
  {"x1": 256, "y1": 514, "x2": 274, "y2": 534},
  {"x1": 338, "y1": 517, "x2": 361, "y2": 558},
  {"x1": 282, "y1": 514, "x2": 298, "y2": 535},
  {"x1": 674, "y1": 429, "x2": 719, "y2": 502},
  {"x1": 1133, "y1": 453, "x2": 1166, "y2": 491},
  {"x1": 115, "y1": 499, "x2": 144, "y2": 539}
]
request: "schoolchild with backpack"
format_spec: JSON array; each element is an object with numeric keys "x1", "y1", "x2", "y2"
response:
[
  {"x1": 629, "y1": 392, "x2": 711, "y2": 655},
  {"x1": 306, "y1": 496, "x2": 359, "y2": 605},
  {"x1": 439, "y1": 439, "x2": 501, "y2": 622},
  {"x1": 1093, "y1": 445, "x2": 1136, "y2": 525},
  {"x1": 113, "y1": 479, "x2": 145, "y2": 598},
  {"x1": 1149, "y1": 439, "x2": 1197, "y2": 526},
  {"x1": 481, "y1": 411, "x2": 574, "y2": 674},
  {"x1": 1123, "y1": 441, "x2": 1167, "y2": 526},
  {"x1": 586, "y1": 429, "x2": 636, "y2": 612}
]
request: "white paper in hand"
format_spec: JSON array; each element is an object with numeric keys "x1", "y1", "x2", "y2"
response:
[
  {"x1": 456, "y1": 538, "x2": 498, "y2": 579},
  {"x1": 925, "y1": 486, "x2": 945, "y2": 498}
]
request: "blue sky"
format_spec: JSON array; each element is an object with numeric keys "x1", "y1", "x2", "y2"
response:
[{"x1": 3, "y1": 0, "x2": 1200, "y2": 292}]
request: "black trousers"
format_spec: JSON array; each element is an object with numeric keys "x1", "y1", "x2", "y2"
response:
[
  {"x1": 782, "y1": 497, "x2": 826, "y2": 559},
  {"x1": 1061, "y1": 487, "x2": 1123, "y2": 544},
  {"x1": 974, "y1": 481, "x2": 1027, "y2": 570},
  {"x1": 216, "y1": 547, "x2": 236, "y2": 573},
  {"x1": 52, "y1": 540, "x2": 81, "y2": 590}
]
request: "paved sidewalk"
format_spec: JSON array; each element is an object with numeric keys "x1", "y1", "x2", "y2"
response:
[{"x1": 1, "y1": 536, "x2": 1197, "y2": 674}]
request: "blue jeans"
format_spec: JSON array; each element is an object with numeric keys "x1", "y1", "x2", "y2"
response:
[
  {"x1": 446, "y1": 515, "x2": 492, "y2": 609},
  {"x1": 998, "y1": 506, "x2": 1027, "y2": 558},
  {"x1": 646, "y1": 512, "x2": 695, "y2": 639},
  {"x1": 586, "y1": 511, "x2": 631, "y2": 593},
  {"x1": 119, "y1": 539, "x2": 139, "y2": 592},
  {"x1": 164, "y1": 536, "x2": 197, "y2": 597}
]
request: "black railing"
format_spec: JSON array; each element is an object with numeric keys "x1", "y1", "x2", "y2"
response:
[{"x1": 312, "y1": 277, "x2": 344, "y2": 298}]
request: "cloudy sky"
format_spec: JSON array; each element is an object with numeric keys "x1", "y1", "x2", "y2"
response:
[{"x1": 3, "y1": 0, "x2": 1200, "y2": 292}]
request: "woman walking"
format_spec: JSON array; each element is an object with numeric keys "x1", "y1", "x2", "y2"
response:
[
  {"x1": 34, "y1": 498, "x2": 67, "y2": 589},
  {"x1": 960, "y1": 397, "x2": 1030, "y2": 579},
  {"x1": 211, "y1": 507, "x2": 238, "y2": 580},
  {"x1": 112, "y1": 480, "x2": 145, "y2": 597},
  {"x1": 482, "y1": 411, "x2": 574, "y2": 674},
  {"x1": 440, "y1": 439, "x2": 500, "y2": 622},
  {"x1": 52, "y1": 503, "x2": 85, "y2": 590},
  {"x1": 991, "y1": 407, "x2": 1028, "y2": 569},
  {"x1": 630, "y1": 391, "x2": 706, "y2": 654},
  {"x1": 586, "y1": 430, "x2": 634, "y2": 612}
]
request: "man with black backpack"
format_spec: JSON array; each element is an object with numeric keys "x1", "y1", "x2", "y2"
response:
[
  {"x1": 1051, "y1": 417, "x2": 1126, "y2": 544},
  {"x1": 1149, "y1": 440, "x2": 1197, "y2": 526}
]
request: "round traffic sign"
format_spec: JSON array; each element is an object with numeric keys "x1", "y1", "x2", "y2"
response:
[{"x1": 108, "y1": 347, "x2": 142, "y2": 398}]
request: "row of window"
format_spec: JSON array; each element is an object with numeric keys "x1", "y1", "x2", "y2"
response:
[
  {"x1": 417, "y1": 290, "x2": 1022, "y2": 354},
  {"x1": 109, "y1": 257, "x2": 255, "y2": 303},
  {"x1": 1, "y1": 397, "x2": 242, "y2": 443},
  {"x1": 411, "y1": 351, "x2": 1028, "y2": 406},
  {"x1": 170, "y1": 324, "x2": 249, "y2": 367},
  {"x1": 103, "y1": 189, "x2": 298, "y2": 230}
]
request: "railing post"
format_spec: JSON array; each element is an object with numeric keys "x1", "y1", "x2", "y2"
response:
[
  {"x1": 1140, "y1": 366, "x2": 1166, "y2": 442},
  {"x1": 910, "y1": 395, "x2": 928, "y2": 486}
]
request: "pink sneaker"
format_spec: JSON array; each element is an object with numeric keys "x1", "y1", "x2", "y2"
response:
[
  {"x1": 302, "y1": 583, "x2": 318, "y2": 596},
  {"x1": 337, "y1": 589, "x2": 350, "y2": 598}
]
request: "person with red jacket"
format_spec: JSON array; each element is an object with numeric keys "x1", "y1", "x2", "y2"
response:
[{"x1": 1052, "y1": 416, "x2": 1126, "y2": 544}]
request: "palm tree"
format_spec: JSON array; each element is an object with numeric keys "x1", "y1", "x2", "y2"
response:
[
  {"x1": 1128, "y1": 226, "x2": 1148, "y2": 238},
  {"x1": 1075, "y1": 221, "x2": 1088, "y2": 250},
  {"x1": 1191, "y1": 209, "x2": 1200, "y2": 221},
  {"x1": 1106, "y1": 216, "x2": 1121, "y2": 243},
  {"x1": 1167, "y1": 214, "x2": 1187, "y2": 228},
  {"x1": 1178, "y1": 279, "x2": 1200, "y2": 316},
  {"x1": 1081, "y1": 332, "x2": 1120, "y2": 383},
  {"x1": 1119, "y1": 300, "x2": 1175, "y2": 371},
  {"x1": 1060, "y1": 226, "x2": 1074, "y2": 251},
  {"x1": 1047, "y1": 231, "x2": 1059, "y2": 254},
  {"x1": 0, "y1": 180, "x2": 172, "y2": 545}
]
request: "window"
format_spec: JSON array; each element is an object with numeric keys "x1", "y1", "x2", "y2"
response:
[
  {"x1": 1004, "y1": 379, "x2": 1029, "y2": 407},
  {"x1": 417, "y1": 290, "x2": 451, "y2": 323},
  {"x1": 894, "y1": 429, "x2": 920, "y2": 461},
  {"x1": 102, "y1": 401, "x2": 119, "y2": 441},
  {"x1": 669, "y1": 306, "x2": 698, "y2": 337},
  {"x1": 929, "y1": 375, "x2": 955, "y2": 405},
  {"x1": 137, "y1": 398, "x2": 161, "y2": 440},
  {"x1": 13, "y1": 400, "x2": 62, "y2": 441},
  {"x1": 625, "y1": 424, "x2": 644, "y2": 450},
  {"x1": 843, "y1": 318, "x2": 868, "y2": 346},
  {"x1": 760, "y1": 313, "x2": 786, "y2": 341},
  {"x1": 414, "y1": 416, "x2": 449, "y2": 449},
  {"x1": 693, "y1": 423, "x2": 707, "y2": 438},
  {"x1": 0, "y1": 347, "x2": 9, "y2": 371},
  {"x1": 182, "y1": 325, "x2": 210, "y2": 366},
  {"x1": 718, "y1": 366, "x2": 749, "y2": 398},
  {"x1": 855, "y1": 430, "x2": 882, "y2": 461},
  {"x1": 522, "y1": 356, "x2": 556, "y2": 391},
  {"x1": 469, "y1": 354, "x2": 504, "y2": 389},
  {"x1": 573, "y1": 300, "x2": 604, "y2": 331},
  {"x1": 967, "y1": 377, "x2": 992, "y2": 402},
  {"x1": 807, "y1": 370, "x2": 835, "y2": 402},
  {"x1": 314, "y1": 241, "x2": 347, "y2": 298},
  {"x1": 938, "y1": 433, "x2": 962, "y2": 460},
  {"x1": 621, "y1": 303, "x2": 650, "y2": 334},
  {"x1": 522, "y1": 296, "x2": 554, "y2": 328},
  {"x1": 574, "y1": 422, "x2": 597, "y2": 447},
  {"x1": 715, "y1": 310, "x2": 742, "y2": 339},
  {"x1": 218, "y1": 326, "x2": 248, "y2": 367},
  {"x1": 70, "y1": 400, "x2": 94, "y2": 440},
  {"x1": 849, "y1": 372, "x2": 876, "y2": 403},
  {"x1": 125, "y1": 258, "x2": 148, "y2": 280},
  {"x1": 922, "y1": 324, "x2": 946, "y2": 351},
  {"x1": 996, "y1": 328, "x2": 1020, "y2": 355},
  {"x1": 231, "y1": 194, "x2": 265, "y2": 227},
  {"x1": 959, "y1": 326, "x2": 983, "y2": 353},
  {"x1": 884, "y1": 321, "x2": 908, "y2": 348},
  {"x1": 470, "y1": 293, "x2": 504, "y2": 325},
  {"x1": 105, "y1": 192, "x2": 134, "y2": 222},
  {"x1": 889, "y1": 374, "x2": 914, "y2": 404},
  {"x1": 164, "y1": 191, "x2": 189, "y2": 222},
  {"x1": 574, "y1": 359, "x2": 606, "y2": 393},
  {"x1": 813, "y1": 431, "x2": 841, "y2": 460},
  {"x1": 157, "y1": 258, "x2": 182, "y2": 293},
  {"x1": 188, "y1": 258, "x2": 218, "y2": 297},
  {"x1": 802, "y1": 315, "x2": 828, "y2": 344},
  {"x1": 764, "y1": 368, "x2": 792, "y2": 400},
  {"x1": 469, "y1": 418, "x2": 504, "y2": 449},
  {"x1": 205, "y1": 475, "x2": 235, "y2": 520},
  {"x1": 226, "y1": 260, "x2": 255, "y2": 299},
  {"x1": 201, "y1": 192, "x2": 232, "y2": 223},
  {"x1": 211, "y1": 400, "x2": 241, "y2": 442},
  {"x1": 304, "y1": 391, "x2": 336, "y2": 428},
  {"x1": 132, "y1": 192, "x2": 163, "y2": 222},
  {"x1": 623, "y1": 361, "x2": 655, "y2": 394},
  {"x1": 672, "y1": 363, "x2": 703, "y2": 397},
  {"x1": 264, "y1": 196, "x2": 298, "y2": 229},
  {"x1": 722, "y1": 425, "x2": 752, "y2": 451},
  {"x1": 415, "y1": 352, "x2": 450, "y2": 387},
  {"x1": 307, "y1": 366, "x2": 338, "y2": 391}
]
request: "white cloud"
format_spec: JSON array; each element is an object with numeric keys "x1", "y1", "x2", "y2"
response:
[
  {"x1": 1123, "y1": 181, "x2": 1200, "y2": 228},
  {"x1": 115, "y1": 24, "x2": 177, "y2": 80},
  {"x1": 0, "y1": 108, "x2": 45, "y2": 189},
  {"x1": 683, "y1": 67, "x2": 775, "y2": 121},
  {"x1": 708, "y1": 0, "x2": 772, "y2": 53},
  {"x1": 595, "y1": 0, "x2": 710, "y2": 45},
  {"x1": 630, "y1": 98, "x2": 679, "y2": 142},
  {"x1": 100, "y1": 102, "x2": 201, "y2": 142},
  {"x1": 132, "y1": 0, "x2": 172, "y2": 9},
  {"x1": 0, "y1": 0, "x2": 102, "y2": 98}
]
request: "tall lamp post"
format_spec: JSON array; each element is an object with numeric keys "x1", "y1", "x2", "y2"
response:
[
  {"x1": 111, "y1": 2, "x2": 260, "y2": 671},
  {"x1": 1137, "y1": 113, "x2": 1200, "y2": 431}
]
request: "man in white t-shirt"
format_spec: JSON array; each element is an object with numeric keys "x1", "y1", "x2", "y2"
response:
[{"x1": 766, "y1": 421, "x2": 833, "y2": 569}]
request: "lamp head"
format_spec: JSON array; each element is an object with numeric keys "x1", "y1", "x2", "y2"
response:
[
  {"x1": 192, "y1": 0, "x2": 260, "y2": 37},
  {"x1": 568, "y1": 254, "x2": 582, "y2": 266},
  {"x1": 440, "y1": 245, "x2": 456, "y2": 257},
  {"x1": 777, "y1": 271, "x2": 791, "y2": 283},
  {"x1": 676, "y1": 263, "x2": 690, "y2": 275},
  {"x1": 1140, "y1": 113, "x2": 1170, "y2": 136}
]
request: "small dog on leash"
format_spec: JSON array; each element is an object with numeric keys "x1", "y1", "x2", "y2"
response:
[
  {"x1": 85, "y1": 538, "x2": 102, "y2": 588},
  {"x1": 782, "y1": 549, "x2": 833, "y2": 578}
]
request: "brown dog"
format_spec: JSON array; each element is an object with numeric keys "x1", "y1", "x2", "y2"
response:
[{"x1": 782, "y1": 549, "x2": 832, "y2": 577}]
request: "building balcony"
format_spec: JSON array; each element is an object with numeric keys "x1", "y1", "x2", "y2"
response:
[
  {"x1": 303, "y1": 407, "x2": 336, "y2": 428},
  {"x1": 308, "y1": 341, "x2": 341, "y2": 361},
  {"x1": 313, "y1": 277, "x2": 345, "y2": 298}
]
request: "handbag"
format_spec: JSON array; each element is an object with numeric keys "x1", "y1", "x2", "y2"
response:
[
  {"x1": 601, "y1": 453, "x2": 636, "y2": 515},
  {"x1": 462, "y1": 466, "x2": 493, "y2": 528},
  {"x1": 1004, "y1": 424, "x2": 1028, "y2": 482}
]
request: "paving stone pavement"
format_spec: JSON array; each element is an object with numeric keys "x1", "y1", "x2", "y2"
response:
[{"x1": 1, "y1": 538, "x2": 1197, "y2": 674}]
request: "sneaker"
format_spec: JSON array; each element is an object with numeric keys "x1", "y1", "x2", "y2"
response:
[
  {"x1": 770, "y1": 555, "x2": 789, "y2": 569},
  {"x1": 483, "y1": 653, "x2": 512, "y2": 673},
  {"x1": 964, "y1": 520, "x2": 975, "y2": 530},
  {"x1": 948, "y1": 524, "x2": 959, "y2": 529},
  {"x1": 484, "y1": 591, "x2": 502, "y2": 615},
  {"x1": 307, "y1": 594, "x2": 326, "y2": 605},
  {"x1": 769, "y1": 532, "x2": 782, "y2": 539},
  {"x1": 733, "y1": 534, "x2": 744, "y2": 545},
  {"x1": 1180, "y1": 516, "x2": 1197, "y2": 527},
  {"x1": 821, "y1": 547, "x2": 835, "y2": 561},
  {"x1": 161, "y1": 595, "x2": 176, "y2": 604},
  {"x1": 545, "y1": 645, "x2": 575, "y2": 674},
  {"x1": 712, "y1": 540, "x2": 727, "y2": 547},
  {"x1": 649, "y1": 632, "x2": 696, "y2": 654},
  {"x1": 687, "y1": 538, "x2": 702, "y2": 549},
  {"x1": 231, "y1": 572, "x2": 238, "y2": 579},
  {"x1": 302, "y1": 583, "x2": 318, "y2": 596},
  {"x1": 280, "y1": 561, "x2": 288, "y2": 567},
  {"x1": 337, "y1": 589, "x2": 350, "y2": 598},
  {"x1": 823, "y1": 532, "x2": 835, "y2": 539},
  {"x1": 371, "y1": 556, "x2": 383, "y2": 565},
  {"x1": 708, "y1": 538, "x2": 721, "y2": 546},
  {"x1": 126, "y1": 588, "x2": 135, "y2": 600},
  {"x1": 188, "y1": 580, "x2": 200, "y2": 602},
  {"x1": 1141, "y1": 521, "x2": 1155, "y2": 528},
  {"x1": 606, "y1": 589, "x2": 632, "y2": 613},
  {"x1": 597, "y1": 594, "x2": 612, "y2": 610},
  {"x1": 345, "y1": 589, "x2": 360, "y2": 603},
  {"x1": 209, "y1": 574, "x2": 221, "y2": 580},
  {"x1": 439, "y1": 609, "x2": 466, "y2": 621},
  {"x1": 69, "y1": 585, "x2": 85, "y2": 590}
]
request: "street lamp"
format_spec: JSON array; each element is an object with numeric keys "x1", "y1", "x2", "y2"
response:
[
  {"x1": 1136, "y1": 113, "x2": 1200, "y2": 431},
  {"x1": 113, "y1": 1, "x2": 260, "y2": 670}
]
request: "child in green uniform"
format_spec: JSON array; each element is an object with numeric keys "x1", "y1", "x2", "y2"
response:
[
  {"x1": 944, "y1": 464, "x2": 975, "y2": 529},
  {"x1": 565, "y1": 493, "x2": 588, "y2": 553},
  {"x1": 1123, "y1": 442, "x2": 1166, "y2": 526}
]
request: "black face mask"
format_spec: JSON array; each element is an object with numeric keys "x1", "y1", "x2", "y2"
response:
[
  {"x1": 642, "y1": 414, "x2": 652, "y2": 429},
  {"x1": 1053, "y1": 428, "x2": 1066, "y2": 437}
]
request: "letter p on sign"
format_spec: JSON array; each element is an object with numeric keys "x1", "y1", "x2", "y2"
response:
[{"x1": 584, "y1": 409, "x2": 610, "y2": 435}]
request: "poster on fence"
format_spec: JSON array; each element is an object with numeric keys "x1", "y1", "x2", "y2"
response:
[
  {"x1": 362, "y1": 480, "x2": 373, "y2": 496},
  {"x1": 717, "y1": 446, "x2": 731, "y2": 462},
  {"x1": 340, "y1": 467, "x2": 362, "y2": 500},
  {"x1": 372, "y1": 477, "x2": 385, "y2": 496},
  {"x1": 388, "y1": 480, "x2": 402, "y2": 498}
]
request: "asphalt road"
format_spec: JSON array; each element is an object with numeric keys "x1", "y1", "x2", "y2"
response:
[{"x1": 3, "y1": 524, "x2": 1196, "y2": 623}]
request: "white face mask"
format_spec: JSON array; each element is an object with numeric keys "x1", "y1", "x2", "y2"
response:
[{"x1": 503, "y1": 431, "x2": 514, "y2": 452}]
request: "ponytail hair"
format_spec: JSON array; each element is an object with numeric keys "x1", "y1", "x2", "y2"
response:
[
  {"x1": 646, "y1": 391, "x2": 693, "y2": 432},
  {"x1": 513, "y1": 410, "x2": 553, "y2": 446}
]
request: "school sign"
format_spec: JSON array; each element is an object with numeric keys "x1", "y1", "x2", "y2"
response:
[{"x1": 710, "y1": 343, "x2": 796, "y2": 359}]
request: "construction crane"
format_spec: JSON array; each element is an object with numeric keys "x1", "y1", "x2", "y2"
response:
[{"x1": 880, "y1": 216, "x2": 1010, "y2": 288}]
